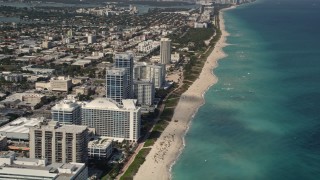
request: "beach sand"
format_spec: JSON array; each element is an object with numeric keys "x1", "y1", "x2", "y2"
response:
[{"x1": 134, "y1": 8, "x2": 232, "y2": 180}]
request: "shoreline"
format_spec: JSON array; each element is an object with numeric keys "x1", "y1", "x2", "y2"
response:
[{"x1": 134, "y1": 7, "x2": 233, "y2": 180}]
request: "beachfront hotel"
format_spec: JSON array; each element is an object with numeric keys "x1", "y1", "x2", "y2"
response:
[
  {"x1": 160, "y1": 38, "x2": 171, "y2": 64},
  {"x1": 81, "y1": 98, "x2": 141, "y2": 142}
]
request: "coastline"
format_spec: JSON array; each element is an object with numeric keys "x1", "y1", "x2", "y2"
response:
[{"x1": 134, "y1": 7, "x2": 233, "y2": 180}]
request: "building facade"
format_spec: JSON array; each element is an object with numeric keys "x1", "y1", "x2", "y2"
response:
[
  {"x1": 0, "y1": 136, "x2": 7, "y2": 151},
  {"x1": 82, "y1": 98, "x2": 141, "y2": 142},
  {"x1": 134, "y1": 63, "x2": 165, "y2": 89},
  {"x1": 114, "y1": 53, "x2": 134, "y2": 98},
  {"x1": 29, "y1": 121, "x2": 88, "y2": 163},
  {"x1": 51, "y1": 96, "x2": 81, "y2": 125},
  {"x1": 106, "y1": 68, "x2": 127, "y2": 103},
  {"x1": 133, "y1": 80, "x2": 154, "y2": 106},
  {"x1": 146, "y1": 64, "x2": 166, "y2": 89},
  {"x1": 50, "y1": 76, "x2": 72, "y2": 92},
  {"x1": 160, "y1": 38, "x2": 171, "y2": 64},
  {"x1": 88, "y1": 138, "x2": 113, "y2": 160}
]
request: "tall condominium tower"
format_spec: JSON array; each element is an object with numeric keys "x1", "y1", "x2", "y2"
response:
[
  {"x1": 114, "y1": 53, "x2": 134, "y2": 98},
  {"x1": 82, "y1": 98, "x2": 141, "y2": 142},
  {"x1": 160, "y1": 38, "x2": 171, "y2": 64},
  {"x1": 29, "y1": 121, "x2": 88, "y2": 163},
  {"x1": 133, "y1": 80, "x2": 155, "y2": 106},
  {"x1": 106, "y1": 68, "x2": 127, "y2": 103},
  {"x1": 51, "y1": 96, "x2": 81, "y2": 125},
  {"x1": 134, "y1": 62, "x2": 166, "y2": 89}
]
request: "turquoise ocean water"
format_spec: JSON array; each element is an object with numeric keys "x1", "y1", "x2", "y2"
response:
[{"x1": 172, "y1": 0, "x2": 320, "y2": 179}]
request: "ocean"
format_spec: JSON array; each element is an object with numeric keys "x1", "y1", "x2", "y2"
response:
[{"x1": 172, "y1": 0, "x2": 320, "y2": 179}]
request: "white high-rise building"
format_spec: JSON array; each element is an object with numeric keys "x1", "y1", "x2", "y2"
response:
[
  {"x1": 134, "y1": 80, "x2": 154, "y2": 106},
  {"x1": 51, "y1": 96, "x2": 81, "y2": 125},
  {"x1": 146, "y1": 64, "x2": 166, "y2": 89},
  {"x1": 106, "y1": 68, "x2": 127, "y2": 104},
  {"x1": 114, "y1": 52, "x2": 134, "y2": 98},
  {"x1": 160, "y1": 38, "x2": 171, "y2": 64},
  {"x1": 81, "y1": 98, "x2": 141, "y2": 142},
  {"x1": 134, "y1": 62, "x2": 165, "y2": 89},
  {"x1": 134, "y1": 62, "x2": 148, "y2": 80}
]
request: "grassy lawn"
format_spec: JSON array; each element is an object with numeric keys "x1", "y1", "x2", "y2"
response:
[
  {"x1": 165, "y1": 97, "x2": 180, "y2": 107},
  {"x1": 144, "y1": 130, "x2": 162, "y2": 147},
  {"x1": 120, "y1": 148, "x2": 152, "y2": 180},
  {"x1": 160, "y1": 108, "x2": 175, "y2": 120}
]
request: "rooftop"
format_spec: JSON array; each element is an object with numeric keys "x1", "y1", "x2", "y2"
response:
[
  {"x1": 0, "y1": 152, "x2": 86, "y2": 179},
  {"x1": 0, "y1": 117, "x2": 43, "y2": 135},
  {"x1": 88, "y1": 137, "x2": 112, "y2": 149},
  {"x1": 35, "y1": 121, "x2": 88, "y2": 134},
  {"x1": 51, "y1": 98, "x2": 81, "y2": 112},
  {"x1": 82, "y1": 98, "x2": 139, "y2": 111}
]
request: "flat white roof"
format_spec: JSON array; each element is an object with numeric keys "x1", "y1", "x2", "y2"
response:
[
  {"x1": 51, "y1": 100, "x2": 80, "y2": 112},
  {"x1": 0, "y1": 117, "x2": 42, "y2": 134},
  {"x1": 82, "y1": 98, "x2": 139, "y2": 111}
]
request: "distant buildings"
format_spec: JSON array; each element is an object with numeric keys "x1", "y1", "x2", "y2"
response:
[
  {"x1": 51, "y1": 96, "x2": 81, "y2": 125},
  {"x1": 0, "y1": 151, "x2": 88, "y2": 180},
  {"x1": 0, "y1": 93, "x2": 46, "y2": 110},
  {"x1": 81, "y1": 98, "x2": 141, "y2": 142},
  {"x1": 106, "y1": 68, "x2": 127, "y2": 103},
  {"x1": 194, "y1": 22, "x2": 208, "y2": 28},
  {"x1": 0, "y1": 72, "x2": 23, "y2": 82},
  {"x1": 87, "y1": 35, "x2": 97, "y2": 44},
  {"x1": 22, "y1": 65, "x2": 55, "y2": 75},
  {"x1": 50, "y1": 76, "x2": 72, "y2": 92},
  {"x1": 42, "y1": 40, "x2": 53, "y2": 49},
  {"x1": 160, "y1": 38, "x2": 171, "y2": 64},
  {"x1": 29, "y1": 121, "x2": 88, "y2": 163}
]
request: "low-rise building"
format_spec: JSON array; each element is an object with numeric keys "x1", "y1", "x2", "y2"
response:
[
  {"x1": 0, "y1": 151, "x2": 88, "y2": 180},
  {"x1": 35, "y1": 81, "x2": 51, "y2": 90},
  {"x1": 50, "y1": 76, "x2": 72, "y2": 92},
  {"x1": 0, "y1": 93, "x2": 46, "y2": 110},
  {"x1": 0, "y1": 117, "x2": 44, "y2": 141},
  {"x1": 88, "y1": 137, "x2": 113, "y2": 160}
]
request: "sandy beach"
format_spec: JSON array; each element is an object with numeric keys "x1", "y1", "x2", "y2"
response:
[{"x1": 134, "y1": 8, "x2": 232, "y2": 180}]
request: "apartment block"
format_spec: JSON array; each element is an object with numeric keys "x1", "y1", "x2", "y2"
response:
[
  {"x1": 29, "y1": 121, "x2": 88, "y2": 163},
  {"x1": 134, "y1": 80, "x2": 155, "y2": 106}
]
